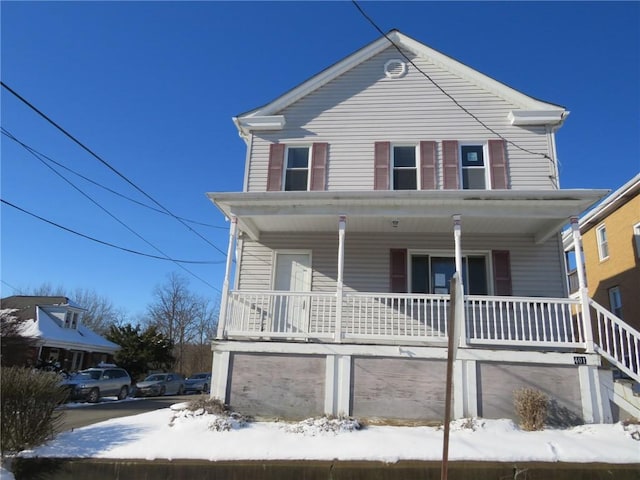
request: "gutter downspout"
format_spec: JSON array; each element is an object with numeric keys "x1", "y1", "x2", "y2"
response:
[
  {"x1": 217, "y1": 216, "x2": 238, "y2": 339},
  {"x1": 335, "y1": 215, "x2": 346, "y2": 343}
]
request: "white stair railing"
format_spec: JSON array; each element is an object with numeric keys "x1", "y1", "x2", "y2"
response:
[{"x1": 590, "y1": 299, "x2": 640, "y2": 383}]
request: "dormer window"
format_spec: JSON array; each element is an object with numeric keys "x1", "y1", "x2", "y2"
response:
[{"x1": 64, "y1": 310, "x2": 80, "y2": 329}]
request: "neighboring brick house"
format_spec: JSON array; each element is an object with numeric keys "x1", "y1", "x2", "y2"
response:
[
  {"x1": 565, "y1": 174, "x2": 640, "y2": 332},
  {"x1": 1, "y1": 295, "x2": 119, "y2": 371},
  {"x1": 206, "y1": 30, "x2": 636, "y2": 423}
]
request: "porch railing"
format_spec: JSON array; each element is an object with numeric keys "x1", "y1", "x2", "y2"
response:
[
  {"x1": 222, "y1": 290, "x2": 586, "y2": 348},
  {"x1": 590, "y1": 299, "x2": 640, "y2": 382}
]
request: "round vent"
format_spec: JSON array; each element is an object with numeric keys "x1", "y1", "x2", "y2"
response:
[{"x1": 384, "y1": 59, "x2": 407, "y2": 79}]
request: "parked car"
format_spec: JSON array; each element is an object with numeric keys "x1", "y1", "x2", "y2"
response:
[
  {"x1": 184, "y1": 372, "x2": 212, "y2": 394},
  {"x1": 133, "y1": 373, "x2": 185, "y2": 397},
  {"x1": 62, "y1": 367, "x2": 131, "y2": 403}
]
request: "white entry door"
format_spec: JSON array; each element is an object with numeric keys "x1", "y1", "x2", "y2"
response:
[{"x1": 273, "y1": 252, "x2": 311, "y2": 333}]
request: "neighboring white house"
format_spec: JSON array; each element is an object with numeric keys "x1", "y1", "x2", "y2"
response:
[
  {"x1": 1, "y1": 295, "x2": 119, "y2": 371},
  {"x1": 207, "y1": 30, "x2": 637, "y2": 423}
]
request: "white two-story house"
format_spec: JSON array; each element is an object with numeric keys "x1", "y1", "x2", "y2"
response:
[{"x1": 207, "y1": 31, "x2": 638, "y2": 423}]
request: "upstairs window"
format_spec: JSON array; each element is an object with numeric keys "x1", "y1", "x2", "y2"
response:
[
  {"x1": 460, "y1": 145, "x2": 487, "y2": 189},
  {"x1": 634, "y1": 223, "x2": 640, "y2": 258},
  {"x1": 284, "y1": 146, "x2": 310, "y2": 191},
  {"x1": 267, "y1": 143, "x2": 328, "y2": 192},
  {"x1": 596, "y1": 224, "x2": 609, "y2": 261},
  {"x1": 392, "y1": 145, "x2": 417, "y2": 190}
]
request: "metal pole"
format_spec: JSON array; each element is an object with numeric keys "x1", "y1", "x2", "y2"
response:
[{"x1": 441, "y1": 273, "x2": 458, "y2": 480}]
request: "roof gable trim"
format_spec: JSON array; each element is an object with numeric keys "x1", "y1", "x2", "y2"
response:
[{"x1": 236, "y1": 31, "x2": 565, "y2": 129}]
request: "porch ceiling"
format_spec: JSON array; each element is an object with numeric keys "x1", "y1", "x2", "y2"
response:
[{"x1": 207, "y1": 190, "x2": 607, "y2": 243}]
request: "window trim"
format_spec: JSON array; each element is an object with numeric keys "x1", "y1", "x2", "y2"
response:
[
  {"x1": 634, "y1": 222, "x2": 640, "y2": 259},
  {"x1": 283, "y1": 145, "x2": 312, "y2": 191},
  {"x1": 459, "y1": 142, "x2": 490, "y2": 190},
  {"x1": 596, "y1": 223, "x2": 609, "y2": 261},
  {"x1": 391, "y1": 144, "x2": 419, "y2": 190},
  {"x1": 407, "y1": 249, "x2": 493, "y2": 295}
]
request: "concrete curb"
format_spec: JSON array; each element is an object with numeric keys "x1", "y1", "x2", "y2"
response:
[{"x1": 10, "y1": 458, "x2": 640, "y2": 480}]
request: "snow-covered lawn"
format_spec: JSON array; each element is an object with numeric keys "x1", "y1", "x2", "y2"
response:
[{"x1": 15, "y1": 402, "x2": 640, "y2": 464}]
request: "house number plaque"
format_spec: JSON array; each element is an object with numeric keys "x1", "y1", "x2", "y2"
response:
[{"x1": 573, "y1": 356, "x2": 587, "y2": 365}]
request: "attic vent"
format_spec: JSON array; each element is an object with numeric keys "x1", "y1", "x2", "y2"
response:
[{"x1": 384, "y1": 59, "x2": 407, "y2": 79}]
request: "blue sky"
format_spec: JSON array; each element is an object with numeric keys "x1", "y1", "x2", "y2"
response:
[{"x1": 1, "y1": 1, "x2": 639, "y2": 318}]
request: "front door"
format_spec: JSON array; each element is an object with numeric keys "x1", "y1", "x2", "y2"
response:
[{"x1": 273, "y1": 252, "x2": 311, "y2": 333}]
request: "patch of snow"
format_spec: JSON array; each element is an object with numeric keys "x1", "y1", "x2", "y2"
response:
[{"x1": 16, "y1": 409, "x2": 640, "y2": 464}]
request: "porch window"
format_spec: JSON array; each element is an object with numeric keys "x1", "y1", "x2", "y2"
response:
[
  {"x1": 392, "y1": 145, "x2": 417, "y2": 190},
  {"x1": 596, "y1": 224, "x2": 609, "y2": 261},
  {"x1": 410, "y1": 254, "x2": 488, "y2": 295},
  {"x1": 284, "y1": 146, "x2": 311, "y2": 191},
  {"x1": 608, "y1": 286, "x2": 623, "y2": 319},
  {"x1": 460, "y1": 144, "x2": 487, "y2": 189}
]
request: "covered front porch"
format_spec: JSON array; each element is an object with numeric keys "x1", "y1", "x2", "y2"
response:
[{"x1": 210, "y1": 189, "x2": 604, "y2": 353}]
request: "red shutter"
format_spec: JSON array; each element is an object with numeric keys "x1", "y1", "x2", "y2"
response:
[
  {"x1": 492, "y1": 250, "x2": 512, "y2": 296},
  {"x1": 390, "y1": 249, "x2": 408, "y2": 293},
  {"x1": 420, "y1": 141, "x2": 437, "y2": 190},
  {"x1": 267, "y1": 143, "x2": 285, "y2": 191},
  {"x1": 442, "y1": 140, "x2": 459, "y2": 190},
  {"x1": 309, "y1": 143, "x2": 328, "y2": 191},
  {"x1": 488, "y1": 139, "x2": 509, "y2": 189},
  {"x1": 374, "y1": 142, "x2": 390, "y2": 190}
]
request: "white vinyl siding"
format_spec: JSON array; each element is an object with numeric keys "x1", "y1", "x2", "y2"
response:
[
  {"x1": 247, "y1": 46, "x2": 554, "y2": 192},
  {"x1": 237, "y1": 232, "x2": 566, "y2": 298}
]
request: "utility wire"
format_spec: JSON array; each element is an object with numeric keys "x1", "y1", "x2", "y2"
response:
[
  {"x1": 1, "y1": 199, "x2": 224, "y2": 269},
  {"x1": 1, "y1": 82, "x2": 228, "y2": 257},
  {"x1": 1, "y1": 128, "x2": 221, "y2": 289},
  {"x1": 351, "y1": 1, "x2": 556, "y2": 165},
  {"x1": 1, "y1": 128, "x2": 226, "y2": 230}
]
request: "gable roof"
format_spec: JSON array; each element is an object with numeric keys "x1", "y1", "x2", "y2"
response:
[
  {"x1": 1, "y1": 295, "x2": 118, "y2": 354},
  {"x1": 573, "y1": 173, "x2": 640, "y2": 234},
  {"x1": 234, "y1": 30, "x2": 567, "y2": 138}
]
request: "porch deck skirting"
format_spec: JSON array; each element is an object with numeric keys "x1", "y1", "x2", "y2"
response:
[
  {"x1": 222, "y1": 290, "x2": 586, "y2": 348},
  {"x1": 209, "y1": 341, "x2": 611, "y2": 424}
]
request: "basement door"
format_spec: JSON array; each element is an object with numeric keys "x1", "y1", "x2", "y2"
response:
[{"x1": 273, "y1": 252, "x2": 312, "y2": 333}]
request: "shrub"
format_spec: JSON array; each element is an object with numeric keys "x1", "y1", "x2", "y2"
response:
[
  {"x1": 514, "y1": 387, "x2": 548, "y2": 431},
  {"x1": 1, "y1": 367, "x2": 69, "y2": 454}
]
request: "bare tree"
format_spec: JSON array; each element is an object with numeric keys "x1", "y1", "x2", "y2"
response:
[
  {"x1": 71, "y1": 288, "x2": 124, "y2": 335},
  {"x1": 146, "y1": 273, "x2": 218, "y2": 374}
]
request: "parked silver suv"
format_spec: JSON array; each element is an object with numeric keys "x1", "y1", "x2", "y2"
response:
[{"x1": 62, "y1": 366, "x2": 131, "y2": 403}]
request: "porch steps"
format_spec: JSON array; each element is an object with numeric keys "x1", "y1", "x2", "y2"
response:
[{"x1": 601, "y1": 374, "x2": 640, "y2": 421}]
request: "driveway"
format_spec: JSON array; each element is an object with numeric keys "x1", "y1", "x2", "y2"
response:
[{"x1": 59, "y1": 394, "x2": 195, "y2": 431}]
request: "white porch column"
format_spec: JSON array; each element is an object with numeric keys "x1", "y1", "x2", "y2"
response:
[
  {"x1": 452, "y1": 215, "x2": 467, "y2": 347},
  {"x1": 570, "y1": 216, "x2": 594, "y2": 352},
  {"x1": 335, "y1": 215, "x2": 346, "y2": 342},
  {"x1": 216, "y1": 216, "x2": 238, "y2": 340},
  {"x1": 453, "y1": 215, "x2": 462, "y2": 279}
]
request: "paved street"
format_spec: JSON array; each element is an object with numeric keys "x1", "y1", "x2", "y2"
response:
[{"x1": 59, "y1": 395, "x2": 195, "y2": 431}]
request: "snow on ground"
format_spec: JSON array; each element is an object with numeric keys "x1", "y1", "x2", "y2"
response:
[{"x1": 18, "y1": 403, "x2": 640, "y2": 464}]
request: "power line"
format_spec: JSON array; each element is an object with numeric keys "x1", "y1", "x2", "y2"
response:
[
  {"x1": 350, "y1": 1, "x2": 557, "y2": 166},
  {"x1": 1, "y1": 127, "x2": 221, "y2": 290},
  {"x1": 1, "y1": 199, "x2": 224, "y2": 267},
  {"x1": 1, "y1": 128, "x2": 226, "y2": 229},
  {"x1": 1, "y1": 81, "x2": 229, "y2": 257}
]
